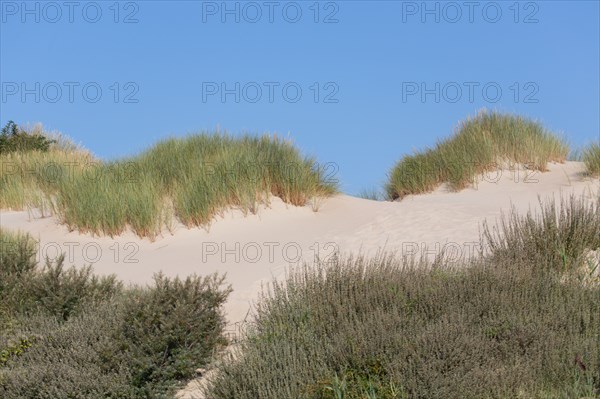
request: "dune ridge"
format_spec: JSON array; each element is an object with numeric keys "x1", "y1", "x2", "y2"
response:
[{"x1": 2, "y1": 161, "x2": 598, "y2": 328}]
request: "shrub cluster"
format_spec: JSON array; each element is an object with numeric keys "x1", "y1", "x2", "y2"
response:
[
  {"x1": 386, "y1": 111, "x2": 569, "y2": 200},
  {"x1": 0, "y1": 121, "x2": 56, "y2": 155},
  {"x1": 0, "y1": 230, "x2": 231, "y2": 398},
  {"x1": 206, "y1": 196, "x2": 600, "y2": 399}
]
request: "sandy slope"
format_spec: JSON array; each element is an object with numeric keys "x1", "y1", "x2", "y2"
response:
[{"x1": 1, "y1": 162, "x2": 598, "y2": 333}]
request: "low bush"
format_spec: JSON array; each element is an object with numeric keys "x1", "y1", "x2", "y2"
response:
[
  {"x1": 482, "y1": 195, "x2": 600, "y2": 278},
  {"x1": 0, "y1": 230, "x2": 231, "y2": 398},
  {"x1": 0, "y1": 230, "x2": 121, "y2": 320},
  {"x1": 206, "y1": 196, "x2": 600, "y2": 399},
  {"x1": 110, "y1": 273, "x2": 231, "y2": 396}
]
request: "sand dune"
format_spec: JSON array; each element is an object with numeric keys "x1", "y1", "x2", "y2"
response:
[{"x1": 1, "y1": 161, "x2": 598, "y2": 331}]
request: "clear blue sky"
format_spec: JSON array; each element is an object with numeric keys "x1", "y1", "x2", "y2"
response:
[{"x1": 1, "y1": 0, "x2": 599, "y2": 194}]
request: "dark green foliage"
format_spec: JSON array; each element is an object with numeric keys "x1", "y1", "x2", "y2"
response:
[
  {"x1": 0, "y1": 230, "x2": 231, "y2": 398},
  {"x1": 0, "y1": 230, "x2": 121, "y2": 320},
  {"x1": 26, "y1": 258, "x2": 123, "y2": 320},
  {"x1": 0, "y1": 121, "x2": 56, "y2": 154},
  {"x1": 110, "y1": 274, "x2": 232, "y2": 396},
  {"x1": 0, "y1": 231, "x2": 37, "y2": 302}
]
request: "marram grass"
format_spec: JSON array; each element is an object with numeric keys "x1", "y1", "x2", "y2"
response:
[
  {"x1": 386, "y1": 111, "x2": 570, "y2": 200},
  {"x1": 582, "y1": 141, "x2": 600, "y2": 177},
  {"x1": 1, "y1": 132, "x2": 337, "y2": 238}
]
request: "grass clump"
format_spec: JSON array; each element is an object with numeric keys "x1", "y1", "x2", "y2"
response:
[
  {"x1": 1, "y1": 124, "x2": 337, "y2": 238},
  {"x1": 0, "y1": 229, "x2": 231, "y2": 398},
  {"x1": 0, "y1": 131, "x2": 94, "y2": 212},
  {"x1": 582, "y1": 142, "x2": 600, "y2": 177},
  {"x1": 386, "y1": 111, "x2": 569, "y2": 200},
  {"x1": 357, "y1": 187, "x2": 385, "y2": 201},
  {"x1": 206, "y1": 196, "x2": 599, "y2": 399}
]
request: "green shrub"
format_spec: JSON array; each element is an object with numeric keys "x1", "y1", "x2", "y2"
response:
[
  {"x1": 0, "y1": 301, "x2": 138, "y2": 398},
  {"x1": 1, "y1": 275, "x2": 231, "y2": 398},
  {"x1": 582, "y1": 142, "x2": 600, "y2": 177},
  {"x1": 0, "y1": 229, "x2": 123, "y2": 373},
  {"x1": 25, "y1": 257, "x2": 122, "y2": 320},
  {"x1": 0, "y1": 230, "x2": 122, "y2": 320},
  {"x1": 0, "y1": 121, "x2": 56, "y2": 155},
  {"x1": 386, "y1": 111, "x2": 569, "y2": 200},
  {"x1": 110, "y1": 273, "x2": 232, "y2": 396},
  {"x1": 0, "y1": 230, "x2": 37, "y2": 297},
  {"x1": 0, "y1": 230, "x2": 232, "y2": 398}
]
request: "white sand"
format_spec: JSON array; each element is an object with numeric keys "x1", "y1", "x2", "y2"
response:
[{"x1": 1, "y1": 161, "x2": 598, "y2": 332}]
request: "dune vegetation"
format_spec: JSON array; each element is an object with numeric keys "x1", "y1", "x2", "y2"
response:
[
  {"x1": 205, "y1": 196, "x2": 600, "y2": 399},
  {"x1": 2, "y1": 196, "x2": 598, "y2": 398},
  {"x1": 1, "y1": 116, "x2": 599, "y2": 398},
  {"x1": 0, "y1": 122, "x2": 337, "y2": 238},
  {"x1": 386, "y1": 111, "x2": 570, "y2": 200},
  {"x1": 582, "y1": 142, "x2": 600, "y2": 177},
  {"x1": 0, "y1": 229, "x2": 231, "y2": 398}
]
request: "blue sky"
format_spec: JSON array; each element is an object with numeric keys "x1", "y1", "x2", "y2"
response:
[{"x1": 1, "y1": 0, "x2": 599, "y2": 194}]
